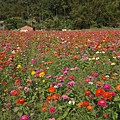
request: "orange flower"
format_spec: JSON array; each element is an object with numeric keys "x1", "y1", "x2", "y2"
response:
[
  {"x1": 4, "y1": 88, "x2": 8, "y2": 92},
  {"x1": 87, "y1": 105, "x2": 93, "y2": 110},
  {"x1": 78, "y1": 102, "x2": 83, "y2": 107},
  {"x1": 101, "y1": 76, "x2": 107, "y2": 81},
  {"x1": 29, "y1": 68, "x2": 33, "y2": 70},
  {"x1": 116, "y1": 84, "x2": 120, "y2": 92},
  {"x1": 16, "y1": 98, "x2": 25, "y2": 104},
  {"x1": 41, "y1": 106, "x2": 47, "y2": 112},
  {"x1": 103, "y1": 92, "x2": 112, "y2": 100},
  {"x1": 46, "y1": 96, "x2": 52, "y2": 102},
  {"x1": 48, "y1": 87, "x2": 56, "y2": 93},
  {"x1": 96, "y1": 88, "x2": 105, "y2": 97},
  {"x1": 96, "y1": 81, "x2": 102, "y2": 85},
  {"x1": 73, "y1": 55, "x2": 79, "y2": 59},
  {"x1": 51, "y1": 94, "x2": 61, "y2": 101},
  {"x1": 84, "y1": 90, "x2": 91, "y2": 95}
]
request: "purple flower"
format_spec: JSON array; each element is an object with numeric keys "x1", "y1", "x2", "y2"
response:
[
  {"x1": 52, "y1": 82, "x2": 57, "y2": 86},
  {"x1": 62, "y1": 95, "x2": 69, "y2": 100},
  {"x1": 103, "y1": 84, "x2": 111, "y2": 91},
  {"x1": 81, "y1": 54, "x2": 88, "y2": 60},
  {"x1": 20, "y1": 115, "x2": 29, "y2": 120},
  {"x1": 67, "y1": 81, "x2": 76, "y2": 87},
  {"x1": 57, "y1": 83, "x2": 62, "y2": 87}
]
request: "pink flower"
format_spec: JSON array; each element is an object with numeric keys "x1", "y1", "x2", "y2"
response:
[
  {"x1": 49, "y1": 107, "x2": 56, "y2": 114},
  {"x1": 98, "y1": 99, "x2": 107, "y2": 107},
  {"x1": 49, "y1": 118, "x2": 55, "y2": 120},
  {"x1": 62, "y1": 95, "x2": 69, "y2": 100},
  {"x1": 20, "y1": 115, "x2": 29, "y2": 120},
  {"x1": 110, "y1": 91, "x2": 116, "y2": 97}
]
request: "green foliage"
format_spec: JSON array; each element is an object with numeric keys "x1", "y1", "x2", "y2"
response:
[
  {"x1": 0, "y1": 0, "x2": 120, "y2": 30},
  {"x1": 5, "y1": 17, "x2": 26, "y2": 30}
]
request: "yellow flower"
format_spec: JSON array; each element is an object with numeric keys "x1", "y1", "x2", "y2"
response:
[
  {"x1": 42, "y1": 80, "x2": 45, "y2": 83},
  {"x1": 31, "y1": 71, "x2": 36, "y2": 75},
  {"x1": 16, "y1": 64, "x2": 21, "y2": 69},
  {"x1": 111, "y1": 63, "x2": 116, "y2": 65},
  {"x1": 39, "y1": 72, "x2": 45, "y2": 77}
]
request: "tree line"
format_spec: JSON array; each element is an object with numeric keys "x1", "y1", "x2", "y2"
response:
[{"x1": 0, "y1": 0, "x2": 120, "y2": 30}]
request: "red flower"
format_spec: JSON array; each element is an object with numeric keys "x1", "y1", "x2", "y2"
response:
[
  {"x1": 102, "y1": 92, "x2": 112, "y2": 100},
  {"x1": 84, "y1": 90, "x2": 91, "y2": 95},
  {"x1": 48, "y1": 87, "x2": 56, "y2": 93},
  {"x1": 96, "y1": 88, "x2": 105, "y2": 97},
  {"x1": 82, "y1": 100, "x2": 89, "y2": 107},
  {"x1": 16, "y1": 98, "x2": 25, "y2": 104}
]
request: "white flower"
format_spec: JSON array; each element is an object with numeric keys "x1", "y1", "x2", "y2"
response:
[
  {"x1": 11, "y1": 50, "x2": 15, "y2": 54},
  {"x1": 54, "y1": 85, "x2": 58, "y2": 88},
  {"x1": 68, "y1": 100, "x2": 75, "y2": 105},
  {"x1": 96, "y1": 51, "x2": 100, "y2": 54}
]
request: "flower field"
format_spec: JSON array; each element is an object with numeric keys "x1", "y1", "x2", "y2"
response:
[{"x1": 0, "y1": 30, "x2": 120, "y2": 120}]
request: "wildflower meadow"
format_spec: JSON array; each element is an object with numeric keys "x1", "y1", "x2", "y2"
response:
[{"x1": 0, "y1": 30, "x2": 120, "y2": 120}]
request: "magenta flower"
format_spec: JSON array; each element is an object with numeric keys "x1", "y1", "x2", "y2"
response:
[
  {"x1": 6, "y1": 103, "x2": 11, "y2": 109},
  {"x1": 98, "y1": 99, "x2": 107, "y2": 107},
  {"x1": 32, "y1": 59, "x2": 36, "y2": 64},
  {"x1": 92, "y1": 73, "x2": 98, "y2": 77},
  {"x1": 103, "y1": 84, "x2": 111, "y2": 91},
  {"x1": 20, "y1": 115, "x2": 29, "y2": 120},
  {"x1": 49, "y1": 107, "x2": 56, "y2": 114}
]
